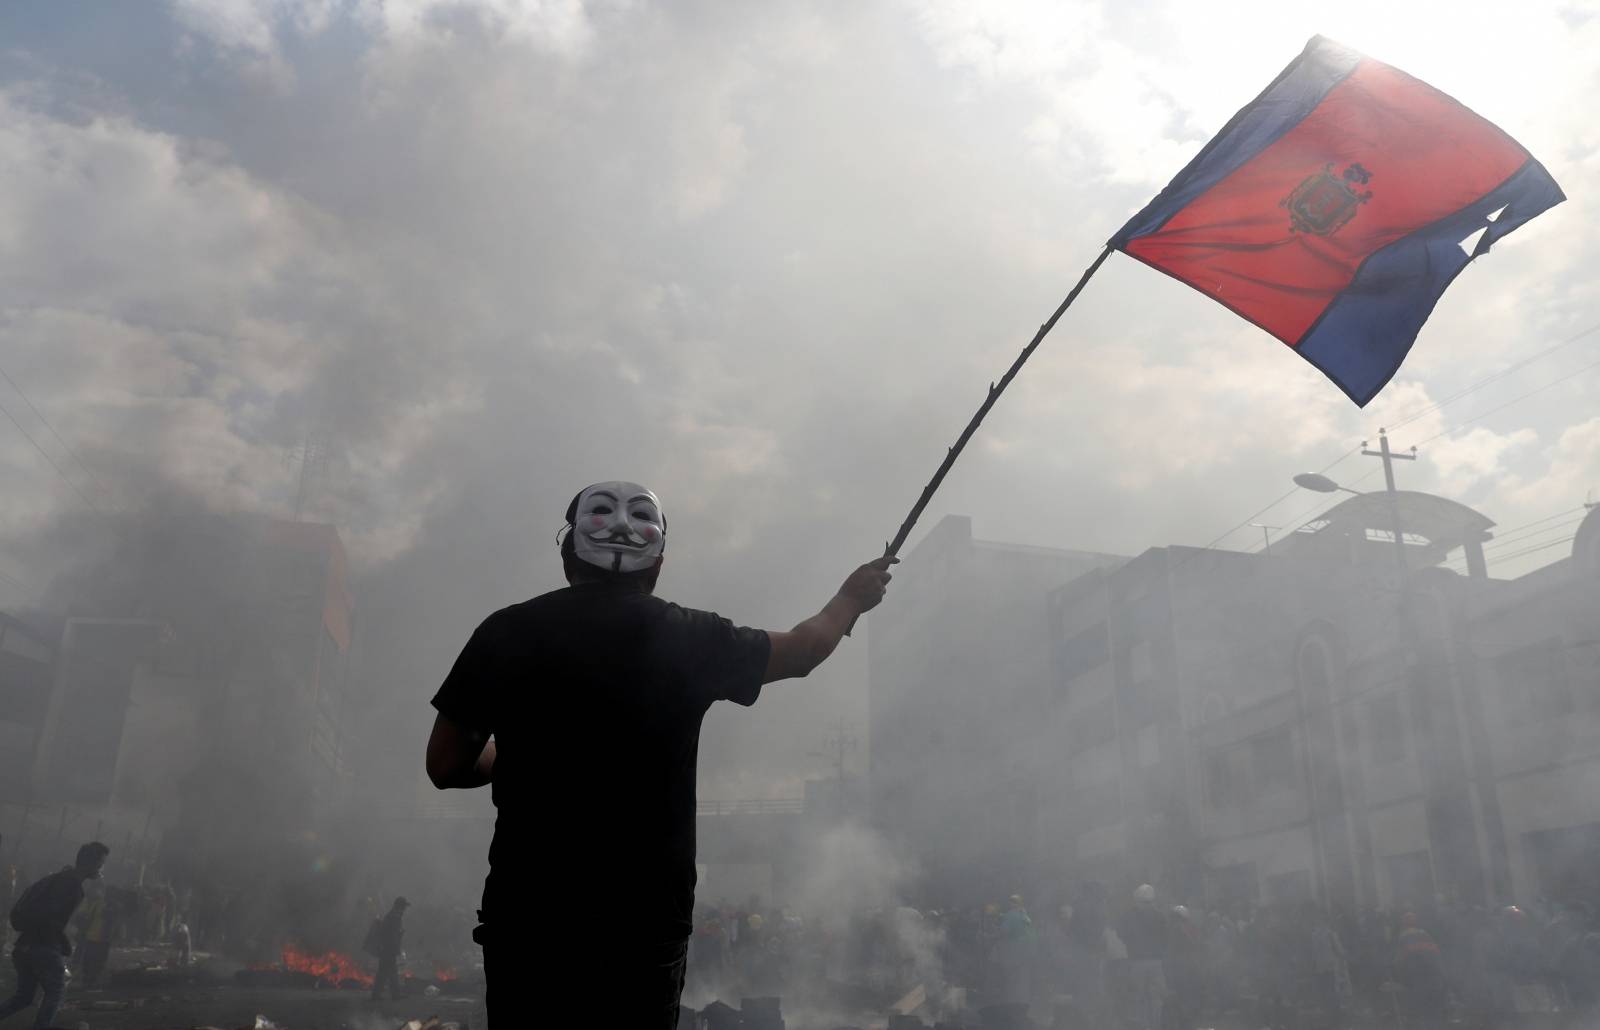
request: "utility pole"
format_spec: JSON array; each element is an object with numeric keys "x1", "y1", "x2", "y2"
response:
[
  {"x1": 807, "y1": 719, "x2": 857, "y2": 815},
  {"x1": 1361, "y1": 428, "x2": 1417, "y2": 572},
  {"x1": 1249, "y1": 523, "x2": 1279, "y2": 554}
]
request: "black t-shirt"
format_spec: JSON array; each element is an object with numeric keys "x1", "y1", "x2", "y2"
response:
[
  {"x1": 13, "y1": 867, "x2": 85, "y2": 956},
  {"x1": 431, "y1": 582, "x2": 770, "y2": 940}
]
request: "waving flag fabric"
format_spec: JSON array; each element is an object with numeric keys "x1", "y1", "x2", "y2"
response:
[{"x1": 1111, "y1": 36, "x2": 1564, "y2": 406}]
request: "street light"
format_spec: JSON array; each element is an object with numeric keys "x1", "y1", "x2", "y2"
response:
[
  {"x1": 1293, "y1": 472, "x2": 1361, "y2": 495},
  {"x1": 1292, "y1": 471, "x2": 1407, "y2": 571}
]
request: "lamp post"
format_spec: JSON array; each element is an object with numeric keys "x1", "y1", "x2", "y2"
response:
[{"x1": 1293, "y1": 469, "x2": 1408, "y2": 573}]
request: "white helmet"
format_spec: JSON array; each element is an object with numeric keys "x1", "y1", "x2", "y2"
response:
[{"x1": 1134, "y1": 884, "x2": 1156, "y2": 902}]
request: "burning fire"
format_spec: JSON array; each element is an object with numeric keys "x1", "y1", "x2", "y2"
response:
[
  {"x1": 276, "y1": 943, "x2": 374, "y2": 989},
  {"x1": 247, "y1": 944, "x2": 458, "y2": 990}
]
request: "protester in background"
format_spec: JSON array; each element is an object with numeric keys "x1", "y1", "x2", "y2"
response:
[
  {"x1": 170, "y1": 914, "x2": 192, "y2": 968},
  {"x1": 1394, "y1": 910, "x2": 1447, "y2": 1029},
  {"x1": 76, "y1": 879, "x2": 112, "y2": 987},
  {"x1": 1119, "y1": 884, "x2": 1168, "y2": 1030},
  {"x1": 0, "y1": 864, "x2": 15, "y2": 953},
  {"x1": 1307, "y1": 903, "x2": 1352, "y2": 1018},
  {"x1": 991, "y1": 894, "x2": 1035, "y2": 1020},
  {"x1": 1166, "y1": 905, "x2": 1203, "y2": 1030},
  {"x1": 370, "y1": 896, "x2": 409, "y2": 1002},
  {"x1": 0, "y1": 841, "x2": 110, "y2": 1029}
]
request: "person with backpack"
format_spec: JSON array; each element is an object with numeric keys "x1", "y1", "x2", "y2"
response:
[{"x1": 0, "y1": 841, "x2": 110, "y2": 1028}]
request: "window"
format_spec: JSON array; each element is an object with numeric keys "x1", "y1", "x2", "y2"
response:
[
  {"x1": 1252, "y1": 727, "x2": 1296, "y2": 793},
  {"x1": 1085, "y1": 777, "x2": 1121, "y2": 829},
  {"x1": 1339, "y1": 706, "x2": 1360, "y2": 759},
  {"x1": 1384, "y1": 850, "x2": 1435, "y2": 909},
  {"x1": 1067, "y1": 695, "x2": 1116, "y2": 754},
  {"x1": 1266, "y1": 869, "x2": 1312, "y2": 904},
  {"x1": 1059, "y1": 622, "x2": 1110, "y2": 685},
  {"x1": 1206, "y1": 750, "x2": 1237, "y2": 808},
  {"x1": 1496, "y1": 641, "x2": 1575, "y2": 726},
  {"x1": 1130, "y1": 641, "x2": 1154, "y2": 681},
  {"x1": 1121, "y1": 675, "x2": 1166, "y2": 727},
  {"x1": 1370, "y1": 694, "x2": 1407, "y2": 765}
]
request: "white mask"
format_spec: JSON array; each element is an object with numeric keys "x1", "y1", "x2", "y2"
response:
[{"x1": 568, "y1": 481, "x2": 666, "y2": 574}]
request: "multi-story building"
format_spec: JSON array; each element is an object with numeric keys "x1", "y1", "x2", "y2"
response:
[
  {"x1": 1050, "y1": 492, "x2": 1600, "y2": 912},
  {"x1": 1, "y1": 515, "x2": 353, "y2": 875},
  {"x1": 867, "y1": 514, "x2": 1125, "y2": 902},
  {"x1": 0, "y1": 614, "x2": 55, "y2": 806},
  {"x1": 869, "y1": 491, "x2": 1600, "y2": 914}
]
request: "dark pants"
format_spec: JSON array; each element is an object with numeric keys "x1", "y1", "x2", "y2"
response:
[
  {"x1": 480, "y1": 923, "x2": 687, "y2": 1029},
  {"x1": 372, "y1": 954, "x2": 402, "y2": 1000},
  {"x1": 0, "y1": 945, "x2": 67, "y2": 1028}
]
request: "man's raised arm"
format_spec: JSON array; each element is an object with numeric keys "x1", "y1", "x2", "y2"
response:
[{"x1": 764, "y1": 556, "x2": 895, "y2": 683}]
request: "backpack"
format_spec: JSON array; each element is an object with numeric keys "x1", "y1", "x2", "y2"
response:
[
  {"x1": 9, "y1": 876, "x2": 51, "y2": 934},
  {"x1": 362, "y1": 917, "x2": 383, "y2": 956}
]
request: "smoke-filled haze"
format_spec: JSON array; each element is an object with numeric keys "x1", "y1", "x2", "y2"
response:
[{"x1": 1, "y1": 0, "x2": 1597, "y2": 804}]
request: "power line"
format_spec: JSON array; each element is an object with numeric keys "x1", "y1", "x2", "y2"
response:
[
  {"x1": 1480, "y1": 516, "x2": 1588, "y2": 554},
  {"x1": 1405, "y1": 353, "x2": 1600, "y2": 450},
  {"x1": 0, "y1": 394, "x2": 101, "y2": 513},
  {"x1": 1194, "y1": 319, "x2": 1600, "y2": 561},
  {"x1": 1188, "y1": 446, "x2": 1363, "y2": 559},
  {"x1": 1480, "y1": 506, "x2": 1587, "y2": 545},
  {"x1": 1389, "y1": 320, "x2": 1600, "y2": 431},
  {"x1": 0, "y1": 565, "x2": 31, "y2": 595},
  {"x1": 0, "y1": 363, "x2": 116, "y2": 507},
  {"x1": 1480, "y1": 533, "x2": 1579, "y2": 567}
]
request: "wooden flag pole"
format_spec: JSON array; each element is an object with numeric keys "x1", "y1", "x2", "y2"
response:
[
  {"x1": 883, "y1": 244, "x2": 1114, "y2": 558},
  {"x1": 846, "y1": 244, "x2": 1114, "y2": 635}
]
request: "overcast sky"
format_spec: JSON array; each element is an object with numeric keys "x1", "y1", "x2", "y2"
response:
[{"x1": 1, "y1": 0, "x2": 1596, "y2": 798}]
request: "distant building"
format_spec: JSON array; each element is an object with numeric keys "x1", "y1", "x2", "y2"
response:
[
  {"x1": 868, "y1": 514, "x2": 1126, "y2": 902},
  {"x1": 1, "y1": 515, "x2": 353, "y2": 875},
  {"x1": 870, "y1": 494, "x2": 1600, "y2": 914},
  {"x1": 0, "y1": 614, "x2": 55, "y2": 805},
  {"x1": 1047, "y1": 492, "x2": 1600, "y2": 912}
]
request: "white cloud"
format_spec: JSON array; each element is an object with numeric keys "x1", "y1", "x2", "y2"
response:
[{"x1": 5, "y1": 0, "x2": 1599, "y2": 792}]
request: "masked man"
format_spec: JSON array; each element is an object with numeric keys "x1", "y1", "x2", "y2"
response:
[{"x1": 425, "y1": 481, "x2": 893, "y2": 1029}]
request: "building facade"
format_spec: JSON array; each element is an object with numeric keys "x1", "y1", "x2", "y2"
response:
[
  {"x1": 868, "y1": 514, "x2": 1125, "y2": 902},
  {"x1": 0, "y1": 515, "x2": 353, "y2": 876},
  {"x1": 1050, "y1": 494, "x2": 1600, "y2": 912},
  {"x1": 869, "y1": 494, "x2": 1600, "y2": 914}
]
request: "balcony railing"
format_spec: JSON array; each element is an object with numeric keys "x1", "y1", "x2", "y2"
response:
[{"x1": 696, "y1": 798, "x2": 806, "y2": 816}]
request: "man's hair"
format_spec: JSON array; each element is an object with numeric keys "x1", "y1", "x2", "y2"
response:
[
  {"x1": 75, "y1": 841, "x2": 110, "y2": 869},
  {"x1": 560, "y1": 489, "x2": 663, "y2": 592}
]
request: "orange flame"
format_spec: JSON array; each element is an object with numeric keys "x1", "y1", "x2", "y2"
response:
[{"x1": 278, "y1": 943, "x2": 374, "y2": 989}]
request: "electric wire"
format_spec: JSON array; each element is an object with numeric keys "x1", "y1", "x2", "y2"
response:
[
  {"x1": 1191, "y1": 320, "x2": 1599, "y2": 561},
  {"x1": 0, "y1": 394, "x2": 100, "y2": 513},
  {"x1": 1405, "y1": 353, "x2": 1600, "y2": 450},
  {"x1": 0, "y1": 362, "x2": 116, "y2": 508},
  {"x1": 1388, "y1": 319, "x2": 1600, "y2": 431}
]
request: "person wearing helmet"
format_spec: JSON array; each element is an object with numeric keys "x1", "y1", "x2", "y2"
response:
[
  {"x1": 1120, "y1": 884, "x2": 1167, "y2": 1030},
  {"x1": 424, "y1": 481, "x2": 894, "y2": 1029}
]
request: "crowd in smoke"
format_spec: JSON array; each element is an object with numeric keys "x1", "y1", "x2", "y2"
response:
[
  {"x1": 0, "y1": 852, "x2": 474, "y2": 990},
  {"x1": 680, "y1": 877, "x2": 1600, "y2": 1028}
]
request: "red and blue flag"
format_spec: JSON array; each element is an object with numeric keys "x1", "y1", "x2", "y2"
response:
[{"x1": 1111, "y1": 36, "x2": 1564, "y2": 406}]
